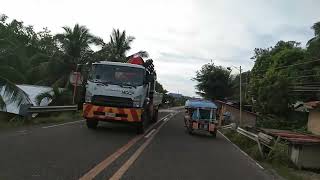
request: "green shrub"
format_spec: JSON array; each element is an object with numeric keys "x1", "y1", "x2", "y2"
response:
[{"x1": 267, "y1": 143, "x2": 294, "y2": 167}]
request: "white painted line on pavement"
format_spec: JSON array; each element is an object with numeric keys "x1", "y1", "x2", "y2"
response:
[
  {"x1": 144, "y1": 129, "x2": 156, "y2": 138},
  {"x1": 41, "y1": 120, "x2": 84, "y2": 129},
  {"x1": 218, "y1": 131, "x2": 264, "y2": 170},
  {"x1": 161, "y1": 113, "x2": 172, "y2": 121}
]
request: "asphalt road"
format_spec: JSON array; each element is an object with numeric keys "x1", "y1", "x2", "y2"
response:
[{"x1": 0, "y1": 108, "x2": 273, "y2": 180}]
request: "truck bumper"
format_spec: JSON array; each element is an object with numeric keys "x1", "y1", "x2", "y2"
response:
[{"x1": 83, "y1": 103, "x2": 143, "y2": 122}]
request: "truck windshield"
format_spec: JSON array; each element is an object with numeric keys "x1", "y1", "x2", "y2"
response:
[{"x1": 89, "y1": 64, "x2": 145, "y2": 86}]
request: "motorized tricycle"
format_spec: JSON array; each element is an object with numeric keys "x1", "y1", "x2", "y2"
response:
[{"x1": 184, "y1": 99, "x2": 218, "y2": 137}]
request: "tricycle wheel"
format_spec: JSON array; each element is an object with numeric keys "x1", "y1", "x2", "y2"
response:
[{"x1": 210, "y1": 130, "x2": 217, "y2": 138}]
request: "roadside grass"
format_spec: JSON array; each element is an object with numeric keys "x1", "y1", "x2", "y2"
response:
[
  {"x1": 0, "y1": 111, "x2": 82, "y2": 130},
  {"x1": 221, "y1": 130, "x2": 320, "y2": 180}
]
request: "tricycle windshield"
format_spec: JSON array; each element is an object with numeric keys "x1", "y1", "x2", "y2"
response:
[
  {"x1": 198, "y1": 109, "x2": 211, "y2": 120},
  {"x1": 188, "y1": 108, "x2": 215, "y2": 121}
]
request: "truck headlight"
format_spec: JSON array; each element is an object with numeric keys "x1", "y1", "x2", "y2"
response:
[
  {"x1": 85, "y1": 91, "x2": 92, "y2": 102},
  {"x1": 133, "y1": 95, "x2": 142, "y2": 107}
]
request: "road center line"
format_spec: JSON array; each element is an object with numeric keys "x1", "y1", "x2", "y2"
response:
[
  {"x1": 41, "y1": 120, "x2": 85, "y2": 129},
  {"x1": 144, "y1": 129, "x2": 156, "y2": 138},
  {"x1": 79, "y1": 135, "x2": 142, "y2": 180},
  {"x1": 79, "y1": 113, "x2": 173, "y2": 180},
  {"x1": 109, "y1": 113, "x2": 175, "y2": 180}
]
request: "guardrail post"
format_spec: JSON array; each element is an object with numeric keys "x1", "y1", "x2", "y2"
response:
[
  {"x1": 267, "y1": 136, "x2": 281, "y2": 158},
  {"x1": 19, "y1": 104, "x2": 33, "y2": 120},
  {"x1": 256, "y1": 137, "x2": 264, "y2": 158}
]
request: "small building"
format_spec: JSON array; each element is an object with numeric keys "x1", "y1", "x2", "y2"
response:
[
  {"x1": 304, "y1": 101, "x2": 320, "y2": 136},
  {"x1": 262, "y1": 129, "x2": 320, "y2": 169},
  {"x1": 215, "y1": 100, "x2": 256, "y2": 127},
  {"x1": 294, "y1": 101, "x2": 320, "y2": 136}
]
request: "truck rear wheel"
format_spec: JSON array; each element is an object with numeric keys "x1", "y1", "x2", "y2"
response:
[
  {"x1": 86, "y1": 119, "x2": 98, "y2": 129},
  {"x1": 151, "y1": 108, "x2": 159, "y2": 123}
]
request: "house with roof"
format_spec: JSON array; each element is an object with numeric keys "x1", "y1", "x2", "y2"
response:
[{"x1": 295, "y1": 101, "x2": 320, "y2": 135}]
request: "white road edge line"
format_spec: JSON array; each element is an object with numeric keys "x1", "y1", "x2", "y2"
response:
[
  {"x1": 41, "y1": 120, "x2": 85, "y2": 129},
  {"x1": 144, "y1": 129, "x2": 156, "y2": 138},
  {"x1": 218, "y1": 131, "x2": 264, "y2": 170}
]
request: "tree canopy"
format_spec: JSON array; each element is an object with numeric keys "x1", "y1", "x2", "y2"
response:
[
  {"x1": 193, "y1": 21, "x2": 320, "y2": 119},
  {"x1": 0, "y1": 14, "x2": 165, "y2": 109},
  {"x1": 193, "y1": 63, "x2": 232, "y2": 100}
]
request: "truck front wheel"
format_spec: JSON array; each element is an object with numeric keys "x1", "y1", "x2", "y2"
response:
[
  {"x1": 136, "y1": 111, "x2": 147, "y2": 134},
  {"x1": 86, "y1": 119, "x2": 98, "y2": 129}
]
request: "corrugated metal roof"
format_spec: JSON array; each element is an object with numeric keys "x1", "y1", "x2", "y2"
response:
[
  {"x1": 261, "y1": 128, "x2": 320, "y2": 144},
  {"x1": 0, "y1": 84, "x2": 52, "y2": 115},
  {"x1": 185, "y1": 99, "x2": 217, "y2": 109}
]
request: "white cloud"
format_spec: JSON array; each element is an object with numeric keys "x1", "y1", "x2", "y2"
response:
[{"x1": 1, "y1": 0, "x2": 320, "y2": 96}]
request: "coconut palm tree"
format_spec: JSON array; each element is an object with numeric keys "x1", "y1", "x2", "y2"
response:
[
  {"x1": 43, "y1": 24, "x2": 104, "y2": 87},
  {"x1": 98, "y1": 29, "x2": 135, "y2": 62}
]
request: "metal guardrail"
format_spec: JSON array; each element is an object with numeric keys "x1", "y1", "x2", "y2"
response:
[
  {"x1": 221, "y1": 125, "x2": 280, "y2": 158},
  {"x1": 19, "y1": 104, "x2": 78, "y2": 118},
  {"x1": 28, "y1": 105, "x2": 78, "y2": 113},
  {"x1": 237, "y1": 127, "x2": 258, "y2": 141}
]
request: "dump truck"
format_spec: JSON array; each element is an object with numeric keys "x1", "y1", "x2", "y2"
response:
[{"x1": 82, "y1": 56, "x2": 162, "y2": 134}]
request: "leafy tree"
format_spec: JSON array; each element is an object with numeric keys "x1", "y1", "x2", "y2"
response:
[
  {"x1": 249, "y1": 41, "x2": 307, "y2": 110},
  {"x1": 254, "y1": 72, "x2": 291, "y2": 115},
  {"x1": 307, "y1": 22, "x2": 320, "y2": 59},
  {"x1": 155, "y1": 81, "x2": 168, "y2": 94},
  {"x1": 193, "y1": 63, "x2": 232, "y2": 100}
]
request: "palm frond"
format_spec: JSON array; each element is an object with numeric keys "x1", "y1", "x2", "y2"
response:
[
  {"x1": 0, "y1": 93, "x2": 6, "y2": 111},
  {"x1": 52, "y1": 75, "x2": 68, "y2": 88},
  {"x1": 0, "y1": 76, "x2": 30, "y2": 110},
  {"x1": 35, "y1": 91, "x2": 53, "y2": 105}
]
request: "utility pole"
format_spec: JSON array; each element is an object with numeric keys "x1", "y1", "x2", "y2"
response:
[
  {"x1": 227, "y1": 65, "x2": 243, "y2": 126},
  {"x1": 239, "y1": 66, "x2": 242, "y2": 126}
]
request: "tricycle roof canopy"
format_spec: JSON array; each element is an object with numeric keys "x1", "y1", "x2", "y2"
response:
[{"x1": 185, "y1": 99, "x2": 217, "y2": 109}]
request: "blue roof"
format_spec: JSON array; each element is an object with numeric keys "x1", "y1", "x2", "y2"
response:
[{"x1": 185, "y1": 99, "x2": 217, "y2": 109}]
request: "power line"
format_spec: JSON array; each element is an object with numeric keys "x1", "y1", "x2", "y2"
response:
[
  {"x1": 274, "y1": 59, "x2": 320, "y2": 70},
  {"x1": 252, "y1": 58, "x2": 320, "y2": 73},
  {"x1": 287, "y1": 75, "x2": 320, "y2": 79}
]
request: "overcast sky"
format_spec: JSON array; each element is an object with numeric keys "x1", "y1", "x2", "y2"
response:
[{"x1": 1, "y1": 0, "x2": 320, "y2": 96}]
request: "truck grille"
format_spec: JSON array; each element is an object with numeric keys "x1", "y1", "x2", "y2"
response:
[{"x1": 91, "y1": 95, "x2": 133, "y2": 108}]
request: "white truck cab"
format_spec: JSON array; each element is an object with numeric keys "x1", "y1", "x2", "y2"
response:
[{"x1": 83, "y1": 60, "x2": 162, "y2": 134}]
